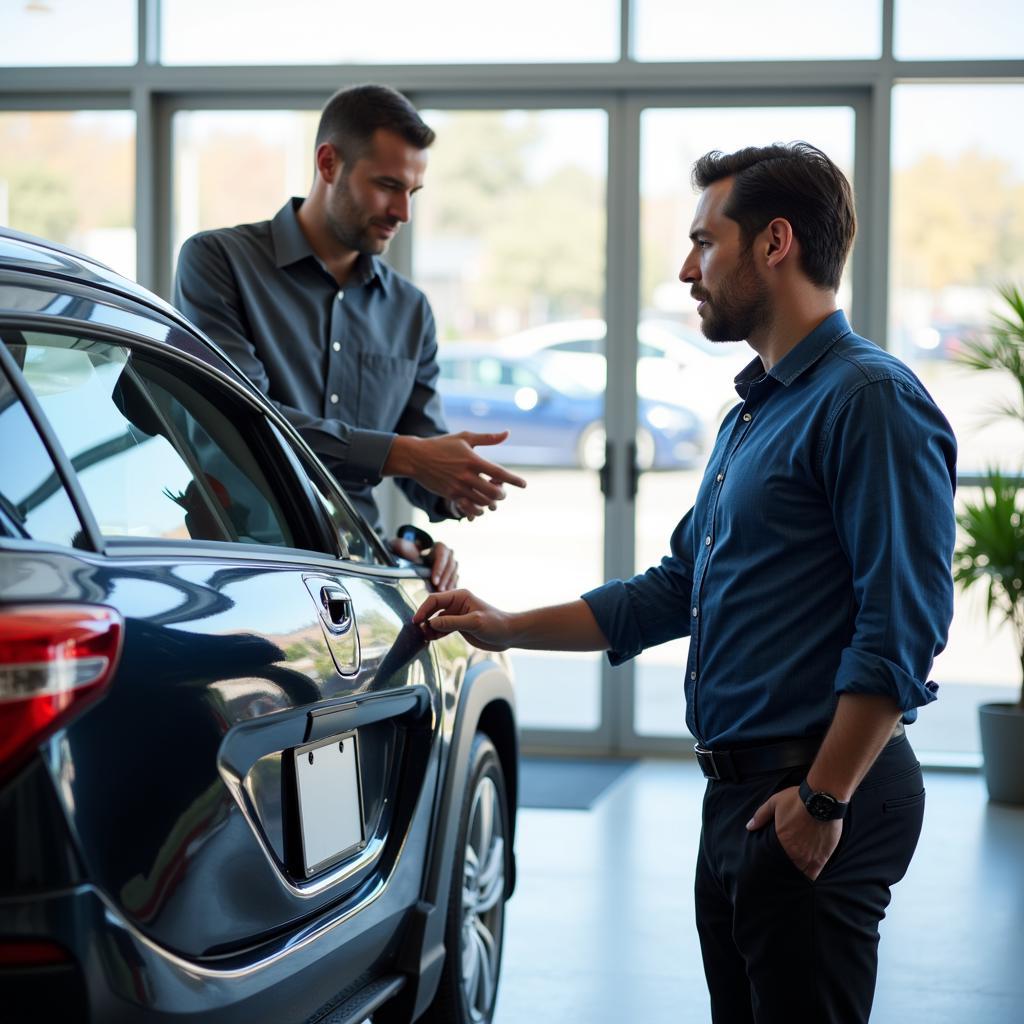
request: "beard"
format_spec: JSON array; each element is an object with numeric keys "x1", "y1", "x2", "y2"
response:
[
  {"x1": 324, "y1": 172, "x2": 396, "y2": 255},
  {"x1": 697, "y1": 248, "x2": 772, "y2": 343}
]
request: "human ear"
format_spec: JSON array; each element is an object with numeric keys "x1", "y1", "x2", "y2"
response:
[
  {"x1": 315, "y1": 143, "x2": 342, "y2": 184},
  {"x1": 764, "y1": 218, "x2": 795, "y2": 267}
]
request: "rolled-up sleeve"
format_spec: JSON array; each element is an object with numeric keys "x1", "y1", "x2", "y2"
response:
[
  {"x1": 820, "y1": 377, "x2": 957, "y2": 714},
  {"x1": 582, "y1": 509, "x2": 697, "y2": 665}
]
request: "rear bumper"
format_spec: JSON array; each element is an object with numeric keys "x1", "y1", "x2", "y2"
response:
[{"x1": 0, "y1": 882, "x2": 410, "y2": 1023}]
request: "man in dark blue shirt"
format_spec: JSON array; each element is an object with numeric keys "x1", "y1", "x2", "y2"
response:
[{"x1": 415, "y1": 143, "x2": 956, "y2": 1023}]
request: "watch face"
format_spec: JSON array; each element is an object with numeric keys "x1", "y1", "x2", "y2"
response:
[{"x1": 807, "y1": 792, "x2": 838, "y2": 821}]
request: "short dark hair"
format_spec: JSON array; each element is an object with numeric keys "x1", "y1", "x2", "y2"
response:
[
  {"x1": 691, "y1": 142, "x2": 855, "y2": 292},
  {"x1": 315, "y1": 84, "x2": 435, "y2": 163}
]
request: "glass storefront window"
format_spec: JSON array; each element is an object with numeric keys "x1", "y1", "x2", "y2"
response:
[
  {"x1": 1, "y1": 0, "x2": 136, "y2": 67},
  {"x1": 0, "y1": 111, "x2": 136, "y2": 279},
  {"x1": 890, "y1": 83, "x2": 1024, "y2": 755},
  {"x1": 413, "y1": 109, "x2": 608, "y2": 732},
  {"x1": 172, "y1": 110, "x2": 317, "y2": 259},
  {"x1": 161, "y1": 0, "x2": 617, "y2": 65},
  {"x1": 895, "y1": 0, "x2": 1024, "y2": 60},
  {"x1": 633, "y1": 0, "x2": 880, "y2": 61},
  {"x1": 634, "y1": 104, "x2": 855, "y2": 740}
]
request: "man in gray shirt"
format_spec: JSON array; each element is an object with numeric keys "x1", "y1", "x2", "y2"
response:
[{"x1": 174, "y1": 84, "x2": 525, "y2": 587}]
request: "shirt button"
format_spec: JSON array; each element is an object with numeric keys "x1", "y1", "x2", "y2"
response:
[
  {"x1": 705, "y1": 535, "x2": 712, "y2": 546},
  {"x1": 690, "y1": 671, "x2": 697, "y2": 680},
  {"x1": 691, "y1": 606, "x2": 698, "y2": 618},
  {"x1": 742, "y1": 413, "x2": 752, "y2": 422},
  {"x1": 716, "y1": 473, "x2": 724, "y2": 482},
  {"x1": 330, "y1": 393, "x2": 339, "y2": 405},
  {"x1": 332, "y1": 341, "x2": 341, "y2": 352},
  {"x1": 336, "y1": 291, "x2": 345, "y2": 302}
]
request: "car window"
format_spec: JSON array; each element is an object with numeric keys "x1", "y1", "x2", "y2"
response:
[
  {"x1": 4, "y1": 329, "x2": 294, "y2": 548},
  {"x1": 298, "y1": 456, "x2": 381, "y2": 564},
  {"x1": 476, "y1": 358, "x2": 503, "y2": 386},
  {"x1": 0, "y1": 353, "x2": 85, "y2": 547},
  {"x1": 549, "y1": 339, "x2": 599, "y2": 355},
  {"x1": 504, "y1": 363, "x2": 540, "y2": 388}
]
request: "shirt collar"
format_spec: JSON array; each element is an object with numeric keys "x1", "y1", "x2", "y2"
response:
[
  {"x1": 270, "y1": 197, "x2": 388, "y2": 294},
  {"x1": 770, "y1": 309, "x2": 852, "y2": 387},
  {"x1": 733, "y1": 310, "x2": 852, "y2": 397}
]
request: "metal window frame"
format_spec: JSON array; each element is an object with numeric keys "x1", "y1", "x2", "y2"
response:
[{"x1": 2, "y1": 0, "x2": 1023, "y2": 756}]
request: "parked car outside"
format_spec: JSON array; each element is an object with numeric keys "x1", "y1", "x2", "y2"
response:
[
  {"x1": 0, "y1": 227, "x2": 517, "y2": 1024},
  {"x1": 499, "y1": 317, "x2": 750, "y2": 433},
  {"x1": 437, "y1": 342, "x2": 704, "y2": 470}
]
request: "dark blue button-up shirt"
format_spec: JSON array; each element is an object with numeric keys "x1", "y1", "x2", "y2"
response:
[{"x1": 583, "y1": 311, "x2": 957, "y2": 748}]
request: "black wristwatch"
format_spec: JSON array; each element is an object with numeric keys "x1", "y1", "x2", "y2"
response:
[{"x1": 798, "y1": 778, "x2": 849, "y2": 821}]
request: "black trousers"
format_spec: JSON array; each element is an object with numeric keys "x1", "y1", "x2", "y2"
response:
[{"x1": 695, "y1": 734, "x2": 925, "y2": 1024}]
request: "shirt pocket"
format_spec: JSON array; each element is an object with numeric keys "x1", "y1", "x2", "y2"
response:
[{"x1": 356, "y1": 353, "x2": 419, "y2": 429}]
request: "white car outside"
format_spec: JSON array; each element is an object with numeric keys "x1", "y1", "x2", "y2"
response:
[{"x1": 499, "y1": 318, "x2": 751, "y2": 433}]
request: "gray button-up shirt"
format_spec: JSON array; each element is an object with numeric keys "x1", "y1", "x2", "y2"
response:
[{"x1": 173, "y1": 197, "x2": 450, "y2": 534}]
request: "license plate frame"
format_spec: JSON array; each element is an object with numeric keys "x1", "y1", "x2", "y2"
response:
[{"x1": 292, "y1": 730, "x2": 366, "y2": 878}]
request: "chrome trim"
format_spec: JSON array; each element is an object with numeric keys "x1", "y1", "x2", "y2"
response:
[
  {"x1": 218, "y1": 748, "x2": 386, "y2": 900},
  {"x1": 92, "y1": 871, "x2": 389, "y2": 979}
]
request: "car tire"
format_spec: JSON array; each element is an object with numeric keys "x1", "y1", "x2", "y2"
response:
[
  {"x1": 578, "y1": 423, "x2": 656, "y2": 471},
  {"x1": 421, "y1": 733, "x2": 510, "y2": 1024},
  {"x1": 576, "y1": 422, "x2": 606, "y2": 471},
  {"x1": 635, "y1": 427, "x2": 656, "y2": 471}
]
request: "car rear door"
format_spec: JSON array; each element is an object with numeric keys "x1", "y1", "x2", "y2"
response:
[{"x1": 0, "y1": 317, "x2": 443, "y2": 960}]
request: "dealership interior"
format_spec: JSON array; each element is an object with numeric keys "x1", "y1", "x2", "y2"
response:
[{"x1": 3, "y1": 1, "x2": 1024, "y2": 1021}]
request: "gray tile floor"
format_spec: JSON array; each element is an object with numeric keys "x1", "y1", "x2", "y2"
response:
[{"x1": 493, "y1": 762, "x2": 1024, "y2": 1024}]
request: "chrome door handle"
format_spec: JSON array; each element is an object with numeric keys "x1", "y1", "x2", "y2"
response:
[{"x1": 320, "y1": 586, "x2": 353, "y2": 633}]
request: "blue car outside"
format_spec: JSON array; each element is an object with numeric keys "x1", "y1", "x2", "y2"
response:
[{"x1": 437, "y1": 343, "x2": 704, "y2": 470}]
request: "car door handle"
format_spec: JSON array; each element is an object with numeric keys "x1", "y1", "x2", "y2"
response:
[{"x1": 320, "y1": 586, "x2": 353, "y2": 633}]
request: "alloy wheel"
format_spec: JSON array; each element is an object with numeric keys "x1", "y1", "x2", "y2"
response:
[{"x1": 459, "y1": 775, "x2": 505, "y2": 1022}]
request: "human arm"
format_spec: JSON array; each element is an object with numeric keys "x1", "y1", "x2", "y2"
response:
[
  {"x1": 746, "y1": 693, "x2": 902, "y2": 879},
  {"x1": 413, "y1": 591, "x2": 610, "y2": 653},
  {"x1": 747, "y1": 376, "x2": 956, "y2": 879},
  {"x1": 383, "y1": 432, "x2": 527, "y2": 520},
  {"x1": 385, "y1": 305, "x2": 524, "y2": 522},
  {"x1": 175, "y1": 234, "x2": 525, "y2": 507}
]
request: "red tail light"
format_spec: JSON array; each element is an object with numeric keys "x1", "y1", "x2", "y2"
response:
[
  {"x1": 0, "y1": 605, "x2": 123, "y2": 780},
  {"x1": 0, "y1": 939, "x2": 71, "y2": 965}
]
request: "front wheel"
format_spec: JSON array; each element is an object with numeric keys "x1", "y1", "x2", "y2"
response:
[
  {"x1": 577, "y1": 423, "x2": 656, "y2": 471},
  {"x1": 421, "y1": 733, "x2": 510, "y2": 1024}
]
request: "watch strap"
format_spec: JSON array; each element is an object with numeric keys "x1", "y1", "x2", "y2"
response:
[{"x1": 798, "y1": 778, "x2": 849, "y2": 821}]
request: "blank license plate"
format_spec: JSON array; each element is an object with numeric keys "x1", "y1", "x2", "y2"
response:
[{"x1": 293, "y1": 732, "x2": 365, "y2": 876}]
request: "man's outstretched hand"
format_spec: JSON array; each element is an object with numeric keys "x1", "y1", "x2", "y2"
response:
[
  {"x1": 384, "y1": 431, "x2": 527, "y2": 520},
  {"x1": 389, "y1": 538, "x2": 459, "y2": 591},
  {"x1": 413, "y1": 589, "x2": 513, "y2": 652}
]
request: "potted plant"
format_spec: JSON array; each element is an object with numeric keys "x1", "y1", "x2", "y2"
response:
[{"x1": 953, "y1": 284, "x2": 1024, "y2": 803}]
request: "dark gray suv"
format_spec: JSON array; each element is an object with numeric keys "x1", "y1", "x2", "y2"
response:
[{"x1": 0, "y1": 228, "x2": 517, "y2": 1024}]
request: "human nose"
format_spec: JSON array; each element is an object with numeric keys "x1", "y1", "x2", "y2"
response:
[
  {"x1": 390, "y1": 191, "x2": 412, "y2": 223},
  {"x1": 679, "y1": 247, "x2": 700, "y2": 285}
]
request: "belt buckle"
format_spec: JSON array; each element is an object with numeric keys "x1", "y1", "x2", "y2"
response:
[{"x1": 694, "y1": 744, "x2": 720, "y2": 781}]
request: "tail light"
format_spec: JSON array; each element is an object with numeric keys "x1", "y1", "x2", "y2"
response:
[
  {"x1": 0, "y1": 605, "x2": 123, "y2": 782},
  {"x1": 0, "y1": 939, "x2": 71, "y2": 966}
]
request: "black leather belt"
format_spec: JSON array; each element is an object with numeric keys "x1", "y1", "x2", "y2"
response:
[{"x1": 694, "y1": 722, "x2": 905, "y2": 782}]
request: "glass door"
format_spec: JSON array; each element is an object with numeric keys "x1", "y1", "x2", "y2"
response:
[
  {"x1": 411, "y1": 105, "x2": 611, "y2": 745},
  {"x1": 629, "y1": 100, "x2": 860, "y2": 749}
]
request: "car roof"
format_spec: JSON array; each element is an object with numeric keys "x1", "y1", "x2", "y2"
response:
[
  {"x1": 0, "y1": 226, "x2": 253, "y2": 382},
  {"x1": 0, "y1": 228, "x2": 185, "y2": 322}
]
